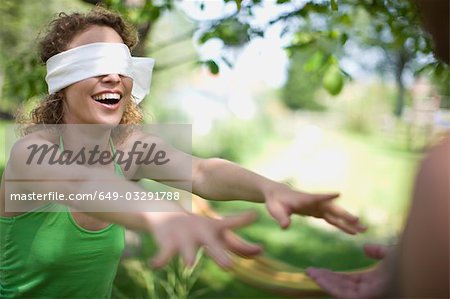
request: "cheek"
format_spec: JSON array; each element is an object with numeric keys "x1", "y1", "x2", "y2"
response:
[
  {"x1": 62, "y1": 88, "x2": 76, "y2": 107},
  {"x1": 124, "y1": 77, "x2": 133, "y2": 94},
  {"x1": 63, "y1": 79, "x2": 96, "y2": 101}
]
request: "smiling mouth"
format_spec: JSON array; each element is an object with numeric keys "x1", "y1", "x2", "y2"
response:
[{"x1": 92, "y1": 93, "x2": 122, "y2": 106}]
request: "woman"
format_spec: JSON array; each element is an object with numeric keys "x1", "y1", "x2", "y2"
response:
[{"x1": 0, "y1": 7, "x2": 366, "y2": 298}]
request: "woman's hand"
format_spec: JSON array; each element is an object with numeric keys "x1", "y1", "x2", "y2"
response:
[
  {"x1": 306, "y1": 244, "x2": 390, "y2": 299},
  {"x1": 145, "y1": 211, "x2": 262, "y2": 269},
  {"x1": 265, "y1": 184, "x2": 366, "y2": 234}
]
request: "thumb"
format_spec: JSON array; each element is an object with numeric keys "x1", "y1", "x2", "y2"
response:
[
  {"x1": 363, "y1": 243, "x2": 388, "y2": 260},
  {"x1": 267, "y1": 200, "x2": 291, "y2": 229},
  {"x1": 150, "y1": 244, "x2": 176, "y2": 269},
  {"x1": 219, "y1": 211, "x2": 258, "y2": 230}
]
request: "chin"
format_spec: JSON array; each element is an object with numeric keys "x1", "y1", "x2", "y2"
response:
[{"x1": 97, "y1": 116, "x2": 123, "y2": 127}]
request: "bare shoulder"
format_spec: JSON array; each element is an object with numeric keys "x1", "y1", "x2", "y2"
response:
[
  {"x1": 118, "y1": 129, "x2": 166, "y2": 149},
  {"x1": 1, "y1": 132, "x2": 56, "y2": 217},
  {"x1": 7, "y1": 131, "x2": 57, "y2": 175}
]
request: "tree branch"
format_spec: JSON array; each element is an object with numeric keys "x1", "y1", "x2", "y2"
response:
[
  {"x1": 268, "y1": 8, "x2": 302, "y2": 26},
  {"x1": 154, "y1": 54, "x2": 197, "y2": 72},
  {"x1": 132, "y1": 21, "x2": 152, "y2": 56},
  {"x1": 149, "y1": 29, "x2": 196, "y2": 53},
  {"x1": 0, "y1": 110, "x2": 14, "y2": 120}
]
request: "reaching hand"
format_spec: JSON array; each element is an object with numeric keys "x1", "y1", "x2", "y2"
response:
[
  {"x1": 265, "y1": 185, "x2": 366, "y2": 234},
  {"x1": 146, "y1": 211, "x2": 262, "y2": 269},
  {"x1": 306, "y1": 244, "x2": 390, "y2": 299}
]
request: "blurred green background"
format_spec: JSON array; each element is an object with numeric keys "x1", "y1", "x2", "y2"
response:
[{"x1": 1, "y1": 0, "x2": 448, "y2": 298}]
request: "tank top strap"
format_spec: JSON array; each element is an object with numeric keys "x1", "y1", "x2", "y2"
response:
[
  {"x1": 59, "y1": 135, "x2": 124, "y2": 177},
  {"x1": 109, "y1": 138, "x2": 125, "y2": 177}
]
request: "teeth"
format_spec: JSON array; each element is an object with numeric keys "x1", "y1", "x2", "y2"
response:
[{"x1": 92, "y1": 93, "x2": 121, "y2": 100}]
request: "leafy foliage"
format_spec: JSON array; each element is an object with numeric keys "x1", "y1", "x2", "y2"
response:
[
  {"x1": 0, "y1": 0, "x2": 87, "y2": 116},
  {"x1": 112, "y1": 233, "x2": 206, "y2": 299},
  {"x1": 282, "y1": 49, "x2": 327, "y2": 110},
  {"x1": 102, "y1": 0, "x2": 172, "y2": 26},
  {"x1": 198, "y1": 17, "x2": 251, "y2": 47},
  {"x1": 2, "y1": 52, "x2": 47, "y2": 110},
  {"x1": 1, "y1": 0, "x2": 447, "y2": 117},
  {"x1": 194, "y1": 0, "x2": 446, "y2": 114}
]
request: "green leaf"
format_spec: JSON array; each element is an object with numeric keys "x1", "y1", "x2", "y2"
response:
[
  {"x1": 292, "y1": 32, "x2": 315, "y2": 46},
  {"x1": 149, "y1": 7, "x2": 160, "y2": 21},
  {"x1": 328, "y1": 29, "x2": 340, "y2": 39},
  {"x1": 277, "y1": 0, "x2": 290, "y2": 4},
  {"x1": 299, "y1": 3, "x2": 328, "y2": 17},
  {"x1": 331, "y1": 0, "x2": 338, "y2": 11},
  {"x1": 414, "y1": 62, "x2": 435, "y2": 76},
  {"x1": 199, "y1": 31, "x2": 216, "y2": 44},
  {"x1": 206, "y1": 60, "x2": 219, "y2": 74},
  {"x1": 214, "y1": 18, "x2": 250, "y2": 47},
  {"x1": 340, "y1": 32, "x2": 349, "y2": 45},
  {"x1": 322, "y1": 64, "x2": 344, "y2": 96},
  {"x1": 304, "y1": 51, "x2": 324, "y2": 72}
]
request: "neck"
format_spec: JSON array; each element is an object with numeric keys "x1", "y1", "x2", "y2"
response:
[{"x1": 60, "y1": 124, "x2": 113, "y2": 153}]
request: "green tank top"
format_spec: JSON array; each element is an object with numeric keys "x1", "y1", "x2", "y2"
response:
[{"x1": 0, "y1": 137, "x2": 125, "y2": 298}]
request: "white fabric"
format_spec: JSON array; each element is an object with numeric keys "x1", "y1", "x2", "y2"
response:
[{"x1": 45, "y1": 42, "x2": 155, "y2": 104}]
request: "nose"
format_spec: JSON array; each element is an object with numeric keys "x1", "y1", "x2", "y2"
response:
[{"x1": 101, "y1": 73, "x2": 121, "y2": 83}]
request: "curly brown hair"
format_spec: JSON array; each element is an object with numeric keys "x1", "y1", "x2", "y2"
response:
[{"x1": 23, "y1": 6, "x2": 143, "y2": 126}]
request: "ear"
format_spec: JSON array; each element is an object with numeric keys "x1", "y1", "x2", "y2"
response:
[
  {"x1": 54, "y1": 91, "x2": 67, "y2": 123},
  {"x1": 56, "y1": 91, "x2": 68, "y2": 104}
]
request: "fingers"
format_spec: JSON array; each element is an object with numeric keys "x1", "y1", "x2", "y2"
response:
[
  {"x1": 267, "y1": 200, "x2": 291, "y2": 229},
  {"x1": 211, "y1": 213, "x2": 262, "y2": 261},
  {"x1": 204, "y1": 213, "x2": 262, "y2": 267},
  {"x1": 325, "y1": 205, "x2": 367, "y2": 234},
  {"x1": 201, "y1": 234, "x2": 232, "y2": 268},
  {"x1": 150, "y1": 212, "x2": 260, "y2": 270},
  {"x1": 324, "y1": 213, "x2": 360, "y2": 235},
  {"x1": 218, "y1": 211, "x2": 258, "y2": 230},
  {"x1": 223, "y1": 231, "x2": 263, "y2": 257},
  {"x1": 327, "y1": 204, "x2": 360, "y2": 224},
  {"x1": 311, "y1": 192, "x2": 340, "y2": 202},
  {"x1": 307, "y1": 267, "x2": 387, "y2": 299},
  {"x1": 179, "y1": 234, "x2": 197, "y2": 268},
  {"x1": 151, "y1": 242, "x2": 176, "y2": 269},
  {"x1": 202, "y1": 212, "x2": 262, "y2": 268},
  {"x1": 363, "y1": 243, "x2": 388, "y2": 260}
]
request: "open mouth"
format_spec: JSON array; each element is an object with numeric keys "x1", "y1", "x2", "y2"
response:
[{"x1": 92, "y1": 93, "x2": 122, "y2": 106}]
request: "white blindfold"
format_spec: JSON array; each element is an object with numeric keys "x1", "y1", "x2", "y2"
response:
[{"x1": 45, "y1": 42, "x2": 155, "y2": 104}]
